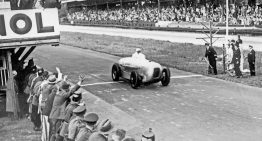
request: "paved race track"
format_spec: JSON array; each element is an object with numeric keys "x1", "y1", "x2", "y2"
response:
[
  {"x1": 60, "y1": 25, "x2": 262, "y2": 51},
  {"x1": 30, "y1": 44, "x2": 262, "y2": 141}
]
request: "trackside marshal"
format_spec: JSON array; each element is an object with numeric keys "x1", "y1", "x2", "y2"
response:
[{"x1": 0, "y1": 8, "x2": 60, "y2": 48}]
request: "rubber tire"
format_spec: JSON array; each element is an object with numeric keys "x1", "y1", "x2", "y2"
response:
[
  {"x1": 112, "y1": 63, "x2": 121, "y2": 81},
  {"x1": 161, "y1": 67, "x2": 171, "y2": 86},
  {"x1": 130, "y1": 71, "x2": 140, "y2": 89}
]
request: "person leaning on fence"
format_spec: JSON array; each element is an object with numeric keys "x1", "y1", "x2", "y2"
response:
[
  {"x1": 204, "y1": 43, "x2": 217, "y2": 75},
  {"x1": 247, "y1": 45, "x2": 256, "y2": 76}
]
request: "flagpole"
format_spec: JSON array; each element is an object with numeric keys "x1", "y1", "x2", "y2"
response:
[{"x1": 226, "y1": 0, "x2": 229, "y2": 42}]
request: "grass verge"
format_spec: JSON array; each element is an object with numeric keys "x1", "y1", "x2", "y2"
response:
[{"x1": 60, "y1": 31, "x2": 262, "y2": 87}]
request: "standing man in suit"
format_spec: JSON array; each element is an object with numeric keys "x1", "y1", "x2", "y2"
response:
[
  {"x1": 205, "y1": 43, "x2": 218, "y2": 75},
  {"x1": 247, "y1": 45, "x2": 256, "y2": 76},
  {"x1": 233, "y1": 42, "x2": 242, "y2": 78}
]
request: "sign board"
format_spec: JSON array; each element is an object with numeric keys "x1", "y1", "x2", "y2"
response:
[{"x1": 0, "y1": 8, "x2": 60, "y2": 48}]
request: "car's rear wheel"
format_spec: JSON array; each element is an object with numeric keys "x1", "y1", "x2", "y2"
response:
[
  {"x1": 161, "y1": 67, "x2": 171, "y2": 86},
  {"x1": 112, "y1": 63, "x2": 121, "y2": 81},
  {"x1": 130, "y1": 71, "x2": 141, "y2": 89}
]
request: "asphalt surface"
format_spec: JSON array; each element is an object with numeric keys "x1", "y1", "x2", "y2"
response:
[
  {"x1": 60, "y1": 25, "x2": 262, "y2": 51},
  {"x1": 30, "y1": 44, "x2": 262, "y2": 141}
]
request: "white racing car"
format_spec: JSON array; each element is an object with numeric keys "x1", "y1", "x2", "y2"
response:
[{"x1": 111, "y1": 57, "x2": 171, "y2": 89}]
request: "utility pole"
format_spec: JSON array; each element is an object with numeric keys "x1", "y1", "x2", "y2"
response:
[
  {"x1": 196, "y1": 20, "x2": 223, "y2": 48},
  {"x1": 226, "y1": 0, "x2": 229, "y2": 42},
  {"x1": 158, "y1": 0, "x2": 160, "y2": 21},
  {"x1": 196, "y1": 20, "x2": 226, "y2": 73}
]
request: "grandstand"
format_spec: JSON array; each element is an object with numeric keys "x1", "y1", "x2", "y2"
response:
[{"x1": 61, "y1": 0, "x2": 262, "y2": 27}]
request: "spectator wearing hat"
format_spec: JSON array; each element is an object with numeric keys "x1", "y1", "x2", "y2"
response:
[
  {"x1": 64, "y1": 91, "x2": 83, "y2": 123},
  {"x1": 247, "y1": 45, "x2": 256, "y2": 76},
  {"x1": 74, "y1": 113, "x2": 100, "y2": 141},
  {"x1": 26, "y1": 68, "x2": 45, "y2": 131},
  {"x1": 59, "y1": 91, "x2": 83, "y2": 140},
  {"x1": 110, "y1": 129, "x2": 126, "y2": 141},
  {"x1": 68, "y1": 105, "x2": 87, "y2": 141},
  {"x1": 132, "y1": 48, "x2": 146, "y2": 60},
  {"x1": 123, "y1": 138, "x2": 136, "y2": 141},
  {"x1": 204, "y1": 43, "x2": 217, "y2": 75},
  {"x1": 23, "y1": 58, "x2": 37, "y2": 77},
  {"x1": 89, "y1": 132, "x2": 108, "y2": 141},
  {"x1": 233, "y1": 43, "x2": 242, "y2": 78},
  {"x1": 49, "y1": 75, "x2": 85, "y2": 141},
  {"x1": 30, "y1": 68, "x2": 48, "y2": 131},
  {"x1": 41, "y1": 75, "x2": 58, "y2": 116},
  {"x1": 41, "y1": 75, "x2": 60, "y2": 141}
]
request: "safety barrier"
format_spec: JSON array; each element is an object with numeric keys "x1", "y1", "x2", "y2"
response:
[
  {"x1": 60, "y1": 20, "x2": 262, "y2": 36},
  {"x1": 64, "y1": 19, "x2": 156, "y2": 28}
]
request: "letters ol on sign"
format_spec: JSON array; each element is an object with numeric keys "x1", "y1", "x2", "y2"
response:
[{"x1": 0, "y1": 8, "x2": 60, "y2": 48}]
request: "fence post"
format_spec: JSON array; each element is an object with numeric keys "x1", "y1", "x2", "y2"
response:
[{"x1": 223, "y1": 44, "x2": 226, "y2": 74}]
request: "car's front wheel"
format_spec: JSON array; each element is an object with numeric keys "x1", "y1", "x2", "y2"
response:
[
  {"x1": 112, "y1": 63, "x2": 121, "y2": 81},
  {"x1": 130, "y1": 71, "x2": 141, "y2": 89},
  {"x1": 161, "y1": 67, "x2": 171, "y2": 86}
]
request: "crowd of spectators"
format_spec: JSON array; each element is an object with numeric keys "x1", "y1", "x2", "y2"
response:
[
  {"x1": 66, "y1": 3, "x2": 262, "y2": 26},
  {"x1": 6, "y1": 58, "x2": 138, "y2": 141}
]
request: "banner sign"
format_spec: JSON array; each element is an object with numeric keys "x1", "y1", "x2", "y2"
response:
[{"x1": 0, "y1": 8, "x2": 60, "y2": 48}]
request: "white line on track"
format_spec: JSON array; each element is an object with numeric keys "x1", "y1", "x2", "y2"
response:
[
  {"x1": 81, "y1": 74, "x2": 202, "y2": 87},
  {"x1": 81, "y1": 81, "x2": 124, "y2": 86},
  {"x1": 170, "y1": 74, "x2": 202, "y2": 79}
]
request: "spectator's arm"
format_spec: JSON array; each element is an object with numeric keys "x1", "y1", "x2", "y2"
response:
[
  {"x1": 68, "y1": 74, "x2": 85, "y2": 96},
  {"x1": 252, "y1": 50, "x2": 256, "y2": 62},
  {"x1": 56, "y1": 67, "x2": 63, "y2": 82}
]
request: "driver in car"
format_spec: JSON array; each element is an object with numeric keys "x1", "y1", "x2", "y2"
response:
[{"x1": 132, "y1": 48, "x2": 146, "y2": 60}]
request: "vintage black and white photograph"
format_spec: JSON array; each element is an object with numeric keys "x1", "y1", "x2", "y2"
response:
[{"x1": 1, "y1": 0, "x2": 262, "y2": 141}]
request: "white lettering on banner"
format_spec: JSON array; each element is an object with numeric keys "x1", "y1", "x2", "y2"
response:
[{"x1": 0, "y1": 8, "x2": 60, "y2": 48}]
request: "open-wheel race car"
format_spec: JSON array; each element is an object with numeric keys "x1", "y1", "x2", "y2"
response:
[{"x1": 111, "y1": 57, "x2": 171, "y2": 89}]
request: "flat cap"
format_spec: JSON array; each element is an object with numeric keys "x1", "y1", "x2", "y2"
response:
[
  {"x1": 84, "y1": 113, "x2": 99, "y2": 122},
  {"x1": 123, "y1": 138, "x2": 136, "y2": 141},
  {"x1": 48, "y1": 75, "x2": 57, "y2": 84},
  {"x1": 249, "y1": 45, "x2": 253, "y2": 48},
  {"x1": 73, "y1": 105, "x2": 86, "y2": 114},
  {"x1": 72, "y1": 92, "x2": 82, "y2": 102},
  {"x1": 89, "y1": 133, "x2": 107, "y2": 141}
]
